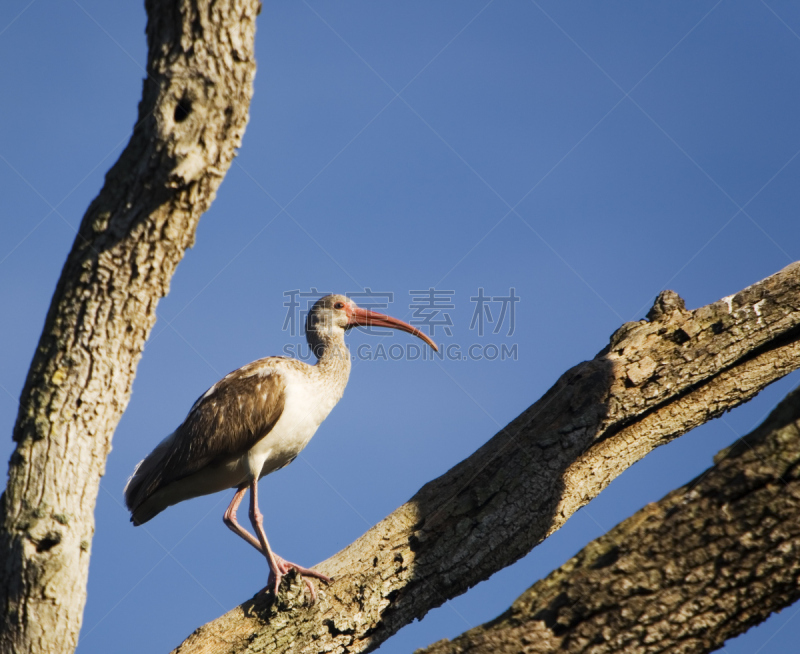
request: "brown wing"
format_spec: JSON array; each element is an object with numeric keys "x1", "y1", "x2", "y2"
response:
[{"x1": 125, "y1": 359, "x2": 286, "y2": 515}]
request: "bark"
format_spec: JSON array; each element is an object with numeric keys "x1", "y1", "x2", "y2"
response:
[
  {"x1": 172, "y1": 263, "x2": 800, "y2": 654},
  {"x1": 0, "y1": 2, "x2": 260, "y2": 653},
  {"x1": 419, "y1": 383, "x2": 800, "y2": 654}
]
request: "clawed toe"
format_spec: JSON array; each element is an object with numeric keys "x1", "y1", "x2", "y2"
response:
[{"x1": 266, "y1": 555, "x2": 330, "y2": 603}]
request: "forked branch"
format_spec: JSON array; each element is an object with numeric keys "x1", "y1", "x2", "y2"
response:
[{"x1": 419, "y1": 384, "x2": 800, "y2": 654}]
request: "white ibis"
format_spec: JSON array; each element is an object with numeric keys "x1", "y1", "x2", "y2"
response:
[{"x1": 124, "y1": 294, "x2": 437, "y2": 600}]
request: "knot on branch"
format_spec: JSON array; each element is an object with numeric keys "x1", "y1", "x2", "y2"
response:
[{"x1": 646, "y1": 290, "x2": 686, "y2": 322}]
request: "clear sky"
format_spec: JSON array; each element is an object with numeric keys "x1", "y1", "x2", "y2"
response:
[{"x1": 2, "y1": 1, "x2": 800, "y2": 652}]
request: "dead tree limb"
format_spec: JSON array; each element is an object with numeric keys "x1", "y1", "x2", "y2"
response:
[
  {"x1": 0, "y1": 2, "x2": 260, "y2": 652},
  {"x1": 172, "y1": 263, "x2": 800, "y2": 654},
  {"x1": 419, "y1": 383, "x2": 800, "y2": 654}
]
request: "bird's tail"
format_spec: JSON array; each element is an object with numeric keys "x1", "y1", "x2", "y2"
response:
[{"x1": 124, "y1": 431, "x2": 176, "y2": 525}]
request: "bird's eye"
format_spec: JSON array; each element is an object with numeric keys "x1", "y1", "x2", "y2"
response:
[{"x1": 334, "y1": 302, "x2": 345, "y2": 310}]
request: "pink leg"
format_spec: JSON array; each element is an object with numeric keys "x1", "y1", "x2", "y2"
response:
[
  {"x1": 223, "y1": 485, "x2": 264, "y2": 555},
  {"x1": 247, "y1": 479, "x2": 285, "y2": 596},
  {"x1": 247, "y1": 480, "x2": 332, "y2": 602}
]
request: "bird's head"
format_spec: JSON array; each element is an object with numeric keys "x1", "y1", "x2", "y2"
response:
[{"x1": 305, "y1": 294, "x2": 438, "y2": 358}]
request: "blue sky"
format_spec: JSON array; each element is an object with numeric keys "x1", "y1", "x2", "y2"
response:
[{"x1": 2, "y1": 1, "x2": 800, "y2": 652}]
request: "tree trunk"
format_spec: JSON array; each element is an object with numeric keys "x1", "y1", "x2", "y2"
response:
[
  {"x1": 171, "y1": 264, "x2": 800, "y2": 654},
  {"x1": 0, "y1": 2, "x2": 260, "y2": 652},
  {"x1": 419, "y1": 383, "x2": 800, "y2": 654}
]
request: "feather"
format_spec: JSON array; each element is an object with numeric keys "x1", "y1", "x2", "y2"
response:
[{"x1": 125, "y1": 359, "x2": 286, "y2": 524}]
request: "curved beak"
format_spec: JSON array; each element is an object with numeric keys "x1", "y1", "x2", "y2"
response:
[{"x1": 346, "y1": 307, "x2": 438, "y2": 351}]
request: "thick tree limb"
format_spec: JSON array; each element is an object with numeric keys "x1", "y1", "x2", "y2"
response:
[
  {"x1": 0, "y1": 2, "x2": 260, "y2": 652},
  {"x1": 419, "y1": 383, "x2": 800, "y2": 654},
  {"x1": 173, "y1": 263, "x2": 800, "y2": 654}
]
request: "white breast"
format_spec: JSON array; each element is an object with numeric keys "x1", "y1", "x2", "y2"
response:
[{"x1": 246, "y1": 366, "x2": 344, "y2": 479}]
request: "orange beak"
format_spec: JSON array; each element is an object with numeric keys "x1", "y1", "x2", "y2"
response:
[{"x1": 346, "y1": 306, "x2": 438, "y2": 351}]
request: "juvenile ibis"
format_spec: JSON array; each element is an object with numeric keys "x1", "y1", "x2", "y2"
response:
[{"x1": 124, "y1": 294, "x2": 437, "y2": 600}]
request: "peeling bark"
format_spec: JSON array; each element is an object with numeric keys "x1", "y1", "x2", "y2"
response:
[
  {"x1": 172, "y1": 264, "x2": 800, "y2": 654},
  {"x1": 419, "y1": 384, "x2": 800, "y2": 654},
  {"x1": 0, "y1": 2, "x2": 260, "y2": 652}
]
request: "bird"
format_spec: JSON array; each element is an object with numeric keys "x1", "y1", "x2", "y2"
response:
[{"x1": 124, "y1": 294, "x2": 437, "y2": 600}]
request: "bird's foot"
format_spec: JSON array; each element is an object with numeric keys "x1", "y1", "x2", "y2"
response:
[{"x1": 267, "y1": 555, "x2": 332, "y2": 604}]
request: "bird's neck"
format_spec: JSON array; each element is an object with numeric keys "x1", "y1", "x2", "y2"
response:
[{"x1": 308, "y1": 330, "x2": 352, "y2": 379}]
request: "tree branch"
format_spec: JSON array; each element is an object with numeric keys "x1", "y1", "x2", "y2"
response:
[
  {"x1": 0, "y1": 2, "x2": 260, "y2": 652},
  {"x1": 172, "y1": 263, "x2": 800, "y2": 654},
  {"x1": 419, "y1": 383, "x2": 800, "y2": 654}
]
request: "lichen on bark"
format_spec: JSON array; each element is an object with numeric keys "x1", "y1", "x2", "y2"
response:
[{"x1": 0, "y1": 2, "x2": 261, "y2": 653}]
